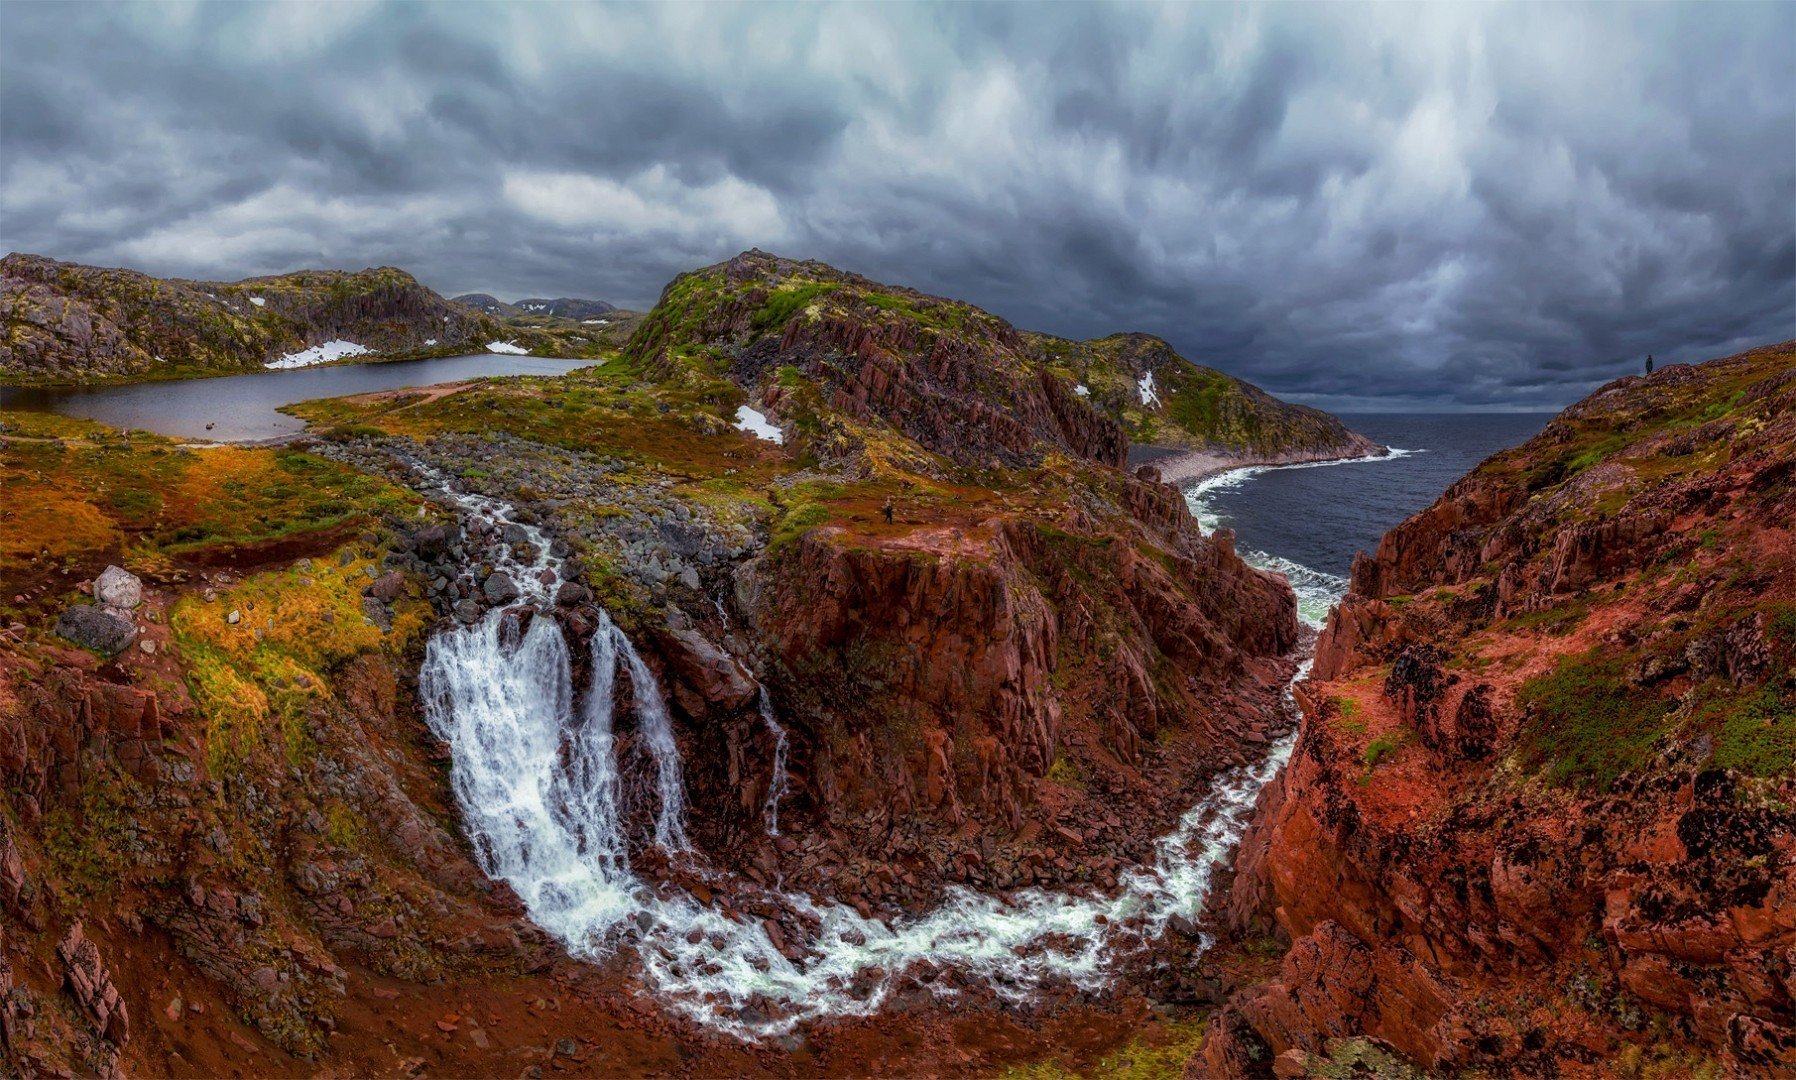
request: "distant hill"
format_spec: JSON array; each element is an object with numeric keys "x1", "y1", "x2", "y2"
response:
[
  {"x1": 0, "y1": 256, "x2": 633, "y2": 381},
  {"x1": 1, "y1": 254, "x2": 509, "y2": 379},
  {"x1": 626, "y1": 249, "x2": 1376, "y2": 469},
  {"x1": 452, "y1": 294, "x2": 618, "y2": 321},
  {"x1": 451, "y1": 293, "x2": 521, "y2": 317},
  {"x1": 514, "y1": 297, "x2": 618, "y2": 320}
]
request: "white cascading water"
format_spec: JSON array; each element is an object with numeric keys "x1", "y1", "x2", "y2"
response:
[
  {"x1": 418, "y1": 476, "x2": 1310, "y2": 1040},
  {"x1": 758, "y1": 686, "x2": 790, "y2": 836}
]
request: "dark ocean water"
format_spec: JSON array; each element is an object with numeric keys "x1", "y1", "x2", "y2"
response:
[{"x1": 1186, "y1": 413, "x2": 1554, "y2": 625}]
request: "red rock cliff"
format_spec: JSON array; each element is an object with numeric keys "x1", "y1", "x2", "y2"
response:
[{"x1": 1204, "y1": 342, "x2": 1796, "y2": 1077}]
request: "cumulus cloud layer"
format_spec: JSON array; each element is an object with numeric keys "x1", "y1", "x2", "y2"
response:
[{"x1": 2, "y1": 1, "x2": 1790, "y2": 408}]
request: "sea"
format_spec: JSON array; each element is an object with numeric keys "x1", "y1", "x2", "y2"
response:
[{"x1": 1186, "y1": 413, "x2": 1556, "y2": 627}]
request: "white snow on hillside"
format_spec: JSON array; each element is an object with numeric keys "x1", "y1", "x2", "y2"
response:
[
  {"x1": 1074, "y1": 384, "x2": 1090, "y2": 397},
  {"x1": 486, "y1": 340, "x2": 530, "y2": 355},
  {"x1": 265, "y1": 340, "x2": 371, "y2": 370},
  {"x1": 734, "y1": 405, "x2": 784, "y2": 444},
  {"x1": 249, "y1": 296, "x2": 266, "y2": 307},
  {"x1": 582, "y1": 319, "x2": 610, "y2": 325},
  {"x1": 1138, "y1": 370, "x2": 1161, "y2": 407},
  {"x1": 424, "y1": 338, "x2": 438, "y2": 346}
]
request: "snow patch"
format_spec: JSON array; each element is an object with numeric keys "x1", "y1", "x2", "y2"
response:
[
  {"x1": 424, "y1": 338, "x2": 438, "y2": 346},
  {"x1": 265, "y1": 340, "x2": 371, "y2": 370},
  {"x1": 248, "y1": 296, "x2": 266, "y2": 307},
  {"x1": 582, "y1": 318, "x2": 609, "y2": 325},
  {"x1": 1137, "y1": 371, "x2": 1161, "y2": 407},
  {"x1": 1074, "y1": 384, "x2": 1090, "y2": 397},
  {"x1": 486, "y1": 340, "x2": 530, "y2": 355},
  {"x1": 734, "y1": 405, "x2": 784, "y2": 444}
]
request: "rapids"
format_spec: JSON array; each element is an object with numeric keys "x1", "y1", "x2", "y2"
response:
[{"x1": 416, "y1": 475, "x2": 1313, "y2": 1040}]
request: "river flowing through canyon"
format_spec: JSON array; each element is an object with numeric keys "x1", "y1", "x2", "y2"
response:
[{"x1": 413, "y1": 464, "x2": 1333, "y2": 1040}]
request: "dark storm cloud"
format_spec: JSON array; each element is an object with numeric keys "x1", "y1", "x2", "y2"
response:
[{"x1": 2, "y1": 1, "x2": 1791, "y2": 409}]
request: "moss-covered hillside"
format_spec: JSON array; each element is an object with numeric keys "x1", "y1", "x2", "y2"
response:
[
  {"x1": 0, "y1": 254, "x2": 622, "y2": 382},
  {"x1": 623, "y1": 249, "x2": 1372, "y2": 470},
  {"x1": 1036, "y1": 331, "x2": 1378, "y2": 459}
]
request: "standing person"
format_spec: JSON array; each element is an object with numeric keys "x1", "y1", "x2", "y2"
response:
[
  {"x1": 882, "y1": 497, "x2": 895, "y2": 525},
  {"x1": 1646, "y1": 354, "x2": 1655, "y2": 375}
]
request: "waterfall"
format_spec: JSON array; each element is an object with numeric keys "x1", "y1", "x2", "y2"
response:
[
  {"x1": 758, "y1": 686, "x2": 790, "y2": 836},
  {"x1": 594, "y1": 611, "x2": 689, "y2": 851},
  {"x1": 418, "y1": 480, "x2": 1309, "y2": 1041}
]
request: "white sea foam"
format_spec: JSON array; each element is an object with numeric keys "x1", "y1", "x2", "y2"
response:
[{"x1": 1185, "y1": 448, "x2": 1420, "y2": 626}]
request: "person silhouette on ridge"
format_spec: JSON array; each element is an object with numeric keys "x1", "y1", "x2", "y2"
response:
[{"x1": 1646, "y1": 354, "x2": 1655, "y2": 375}]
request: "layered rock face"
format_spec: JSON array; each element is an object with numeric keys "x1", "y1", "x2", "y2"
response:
[
  {"x1": 627, "y1": 249, "x2": 1132, "y2": 470},
  {"x1": 0, "y1": 254, "x2": 506, "y2": 378},
  {"x1": 1204, "y1": 342, "x2": 1796, "y2": 1077},
  {"x1": 731, "y1": 471, "x2": 1299, "y2": 907}
]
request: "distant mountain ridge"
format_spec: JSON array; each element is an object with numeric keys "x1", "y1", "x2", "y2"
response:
[
  {"x1": 0, "y1": 255, "x2": 629, "y2": 380},
  {"x1": 451, "y1": 294, "x2": 617, "y2": 320},
  {"x1": 1, "y1": 253, "x2": 505, "y2": 379}
]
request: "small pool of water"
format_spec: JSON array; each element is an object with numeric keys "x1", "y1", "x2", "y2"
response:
[{"x1": 0, "y1": 355, "x2": 588, "y2": 441}]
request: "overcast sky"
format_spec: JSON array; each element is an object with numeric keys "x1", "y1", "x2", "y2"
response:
[{"x1": 3, "y1": 2, "x2": 1791, "y2": 409}]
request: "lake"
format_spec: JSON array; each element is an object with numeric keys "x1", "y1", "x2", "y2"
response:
[{"x1": 0, "y1": 355, "x2": 589, "y2": 441}]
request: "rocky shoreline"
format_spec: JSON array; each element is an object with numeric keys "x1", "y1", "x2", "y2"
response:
[{"x1": 1130, "y1": 435, "x2": 1388, "y2": 488}]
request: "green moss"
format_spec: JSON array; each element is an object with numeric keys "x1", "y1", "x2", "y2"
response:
[
  {"x1": 1508, "y1": 597, "x2": 1592, "y2": 635},
  {"x1": 1046, "y1": 754, "x2": 1085, "y2": 791},
  {"x1": 1002, "y1": 1019, "x2": 1208, "y2": 1080},
  {"x1": 1704, "y1": 684, "x2": 1796, "y2": 777},
  {"x1": 1518, "y1": 653, "x2": 1674, "y2": 790},
  {"x1": 755, "y1": 282, "x2": 837, "y2": 330},
  {"x1": 39, "y1": 768, "x2": 138, "y2": 902},
  {"x1": 1362, "y1": 733, "x2": 1402, "y2": 767}
]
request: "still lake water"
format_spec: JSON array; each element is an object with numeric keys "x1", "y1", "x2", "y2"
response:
[
  {"x1": 0, "y1": 354, "x2": 587, "y2": 441},
  {"x1": 1187, "y1": 413, "x2": 1555, "y2": 625}
]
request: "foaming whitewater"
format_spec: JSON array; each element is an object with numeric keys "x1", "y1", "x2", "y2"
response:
[
  {"x1": 416, "y1": 477, "x2": 1307, "y2": 1040},
  {"x1": 1188, "y1": 449, "x2": 1419, "y2": 627}
]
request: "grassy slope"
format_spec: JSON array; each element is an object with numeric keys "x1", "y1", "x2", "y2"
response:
[{"x1": 627, "y1": 251, "x2": 1367, "y2": 462}]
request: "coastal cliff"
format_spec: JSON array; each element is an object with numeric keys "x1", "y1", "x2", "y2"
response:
[{"x1": 1202, "y1": 342, "x2": 1796, "y2": 1077}]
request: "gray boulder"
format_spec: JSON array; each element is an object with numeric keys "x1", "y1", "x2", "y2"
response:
[
  {"x1": 55, "y1": 605, "x2": 137, "y2": 654},
  {"x1": 482, "y1": 572, "x2": 520, "y2": 605},
  {"x1": 93, "y1": 565, "x2": 142, "y2": 610}
]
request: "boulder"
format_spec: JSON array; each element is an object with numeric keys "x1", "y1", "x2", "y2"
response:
[
  {"x1": 92, "y1": 565, "x2": 142, "y2": 610},
  {"x1": 482, "y1": 572, "x2": 520, "y2": 605},
  {"x1": 54, "y1": 605, "x2": 137, "y2": 654},
  {"x1": 367, "y1": 570, "x2": 406, "y2": 603}
]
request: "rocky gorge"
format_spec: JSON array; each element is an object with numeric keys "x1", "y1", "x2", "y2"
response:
[
  {"x1": 1200, "y1": 342, "x2": 1796, "y2": 1078},
  {"x1": 0, "y1": 251, "x2": 1369, "y2": 1075},
  {"x1": 3, "y1": 246, "x2": 1787, "y2": 1077}
]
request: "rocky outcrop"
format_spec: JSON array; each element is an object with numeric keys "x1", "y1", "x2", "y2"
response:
[
  {"x1": 1204, "y1": 342, "x2": 1796, "y2": 1077},
  {"x1": 1, "y1": 253, "x2": 505, "y2": 379},
  {"x1": 731, "y1": 469, "x2": 1300, "y2": 909},
  {"x1": 627, "y1": 250, "x2": 1131, "y2": 470},
  {"x1": 1065, "y1": 332, "x2": 1381, "y2": 462}
]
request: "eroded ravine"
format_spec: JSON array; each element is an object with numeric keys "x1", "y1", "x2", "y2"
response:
[{"x1": 416, "y1": 461, "x2": 1353, "y2": 1041}]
